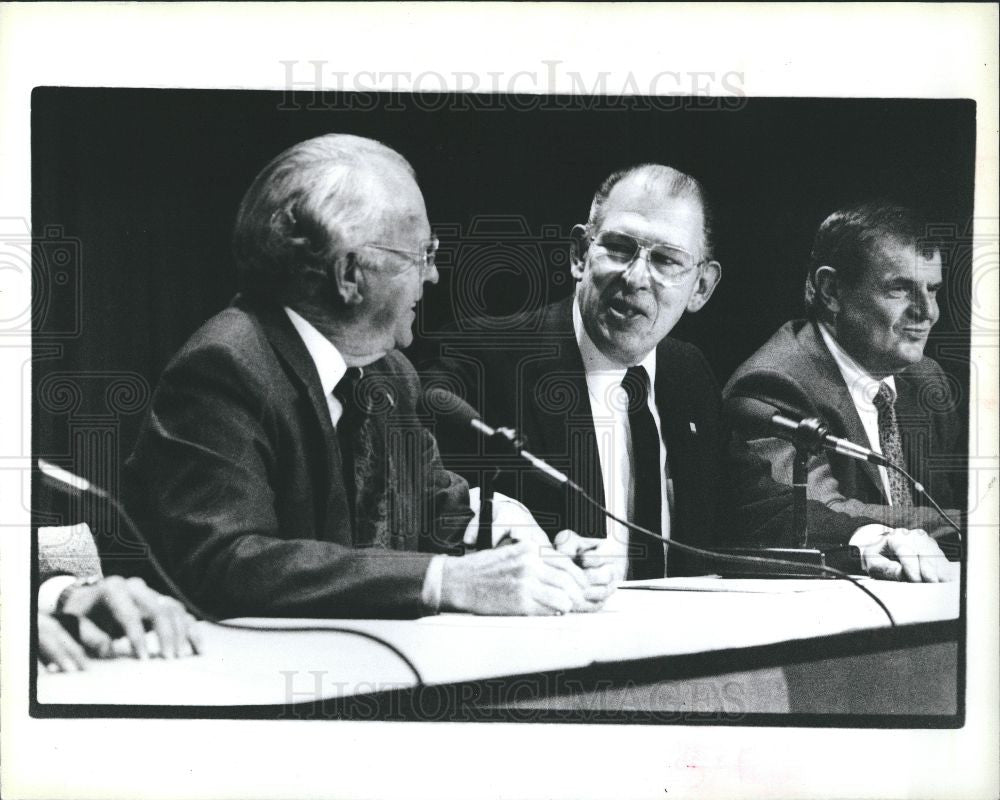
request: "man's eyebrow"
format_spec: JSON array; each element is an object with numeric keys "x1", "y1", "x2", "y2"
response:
[{"x1": 883, "y1": 275, "x2": 943, "y2": 289}]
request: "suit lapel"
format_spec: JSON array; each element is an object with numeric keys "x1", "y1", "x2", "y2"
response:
[
  {"x1": 541, "y1": 298, "x2": 605, "y2": 510},
  {"x1": 240, "y1": 296, "x2": 352, "y2": 542},
  {"x1": 653, "y1": 342, "x2": 693, "y2": 535},
  {"x1": 893, "y1": 371, "x2": 924, "y2": 486},
  {"x1": 798, "y1": 321, "x2": 886, "y2": 500}
]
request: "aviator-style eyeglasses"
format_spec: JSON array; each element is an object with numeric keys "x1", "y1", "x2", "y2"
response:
[
  {"x1": 363, "y1": 236, "x2": 439, "y2": 276},
  {"x1": 588, "y1": 229, "x2": 703, "y2": 286}
]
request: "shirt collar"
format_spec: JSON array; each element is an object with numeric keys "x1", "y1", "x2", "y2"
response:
[
  {"x1": 818, "y1": 321, "x2": 895, "y2": 408},
  {"x1": 572, "y1": 295, "x2": 657, "y2": 385},
  {"x1": 284, "y1": 306, "x2": 349, "y2": 397}
]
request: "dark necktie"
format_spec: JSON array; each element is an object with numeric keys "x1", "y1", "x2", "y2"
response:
[
  {"x1": 332, "y1": 367, "x2": 364, "y2": 528},
  {"x1": 873, "y1": 382, "x2": 911, "y2": 507},
  {"x1": 622, "y1": 366, "x2": 664, "y2": 579}
]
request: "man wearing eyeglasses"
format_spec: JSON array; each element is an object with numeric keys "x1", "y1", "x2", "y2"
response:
[
  {"x1": 422, "y1": 164, "x2": 889, "y2": 581},
  {"x1": 123, "y1": 134, "x2": 614, "y2": 618},
  {"x1": 557, "y1": 165, "x2": 722, "y2": 578}
]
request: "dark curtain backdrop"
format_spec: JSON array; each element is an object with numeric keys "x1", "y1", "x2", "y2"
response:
[{"x1": 31, "y1": 89, "x2": 976, "y2": 531}]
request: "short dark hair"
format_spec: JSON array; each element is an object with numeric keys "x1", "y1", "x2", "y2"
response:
[
  {"x1": 804, "y1": 202, "x2": 933, "y2": 317},
  {"x1": 232, "y1": 133, "x2": 414, "y2": 306},
  {"x1": 586, "y1": 164, "x2": 716, "y2": 261}
]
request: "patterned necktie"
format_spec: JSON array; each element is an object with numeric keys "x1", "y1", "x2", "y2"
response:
[
  {"x1": 333, "y1": 368, "x2": 390, "y2": 548},
  {"x1": 622, "y1": 366, "x2": 664, "y2": 580},
  {"x1": 873, "y1": 382, "x2": 911, "y2": 506}
]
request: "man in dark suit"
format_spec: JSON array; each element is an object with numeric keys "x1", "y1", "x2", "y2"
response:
[
  {"x1": 124, "y1": 134, "x2": 612, "y2": 618},
  {"x1": 421, "y1": 164, "x2": 875, "y2": 581},
  {"x1": 724, "y1": 202, "x2": 962, "y2": 581}
]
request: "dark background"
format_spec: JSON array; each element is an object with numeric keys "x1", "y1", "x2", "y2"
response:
[{"x1": 31, "y1": 88, "x2": 976, "y2": 521}]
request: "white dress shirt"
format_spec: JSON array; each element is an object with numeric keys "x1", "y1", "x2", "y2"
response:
[
  {"x1": 572, "y1": 300, "x2": 670, "y2": 573},
  {"x1": 818, "y1": 322, "x2": 896, "y2": 502},
  {"x1": 285, "y1": 307, "x2": 350, "y2": 427}
]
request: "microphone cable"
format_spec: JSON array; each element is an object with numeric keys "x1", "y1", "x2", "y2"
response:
[
  {"x1": 557, "y1": 477, "x2": 898, "y2": 627},
  {"x1": 37, "y1": 461, "x2": 424, "y2": 686},
  {"x1": 883, "y1": 460, "x2": 963, "y2": 539},
  {"x1": 726, "y1": 394, "x2": 963, "y2": 541},
  {"x1": 423, "y1": 387, "x2": 902, "y2": 626}
]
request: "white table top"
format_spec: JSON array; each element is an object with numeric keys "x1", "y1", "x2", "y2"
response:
[{"x1": 36, "y1": 573, "x2": 960, "y2": 707}]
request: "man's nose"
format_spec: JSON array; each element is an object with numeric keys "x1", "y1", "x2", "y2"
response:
[
  {"x1": 910, "y1": 285, "x2": 939, "y2": 323},
  {"x1": 423, "y1": 262, "x2": 440, "y2": 286},
  {"x1": 622, "y1": 248, "x2": 654, "y2": 289}
]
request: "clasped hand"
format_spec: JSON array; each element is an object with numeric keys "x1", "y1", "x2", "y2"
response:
[{"x1": 441, "y1": 527, "x2": 618, "y2": 616}]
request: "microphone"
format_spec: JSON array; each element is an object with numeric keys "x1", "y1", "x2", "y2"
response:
[
  {"x1": 726, "y1": 397, "x2": 888, "y2": 466},
  {"x1": 33, "y1": 459, "x2": 427, "y2": 682},
  {"x1": 421, "y1": 387, "x2": 583, "y2": 491},
  {"x1": 725, "y1": 397, "x2": 961, "y2": 537},
  {"x1": 421, "y1": 390, "x2": 898, "y2": 624},
  {"x1": 38, "y1": 459, "x2": 107, "y2": 497}
]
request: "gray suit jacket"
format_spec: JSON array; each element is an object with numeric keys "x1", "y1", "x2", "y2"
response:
[
  {"x1": 723, "y1": 319, "x2": 965, "y2": 539},
  {"x1": 123, "y1": 295, "x2": 473, "y2": 619}
]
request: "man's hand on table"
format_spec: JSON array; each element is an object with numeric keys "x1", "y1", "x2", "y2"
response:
[
  {"x1": 55, "y1": 575, "x2": 203, "y2": 662},
  {"x1": 38, "y1": 612, "x2": 90, "y2": 672},
  {"x1": 441, "y1": 522, "x2": 616, "y2": 615},
  {"x1": 859, "y1": 527, "x2": 955, "y2": 583},
  {"x1": 553, "y1": 529, "x2": 624, "y2": 584}
]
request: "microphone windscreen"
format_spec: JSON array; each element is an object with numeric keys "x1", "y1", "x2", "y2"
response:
[{"x1": 421, "y1": 387, "x2": 481, "y2": 428}]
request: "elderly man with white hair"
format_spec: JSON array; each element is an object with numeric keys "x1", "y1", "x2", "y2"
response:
[{"x1": 124, "y1": 134, "x2": 614, "y2": 618}]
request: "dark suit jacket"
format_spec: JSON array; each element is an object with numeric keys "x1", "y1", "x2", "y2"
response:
[
  {"x1": 723, "y1": 319, "x2": 965, "y2": 538},
  {"x1": 123, "y1": 296, "x2": 473, "y2": 619},
  {"x1": 420, "y1": 298, "x2": 867, "y2": 572}
]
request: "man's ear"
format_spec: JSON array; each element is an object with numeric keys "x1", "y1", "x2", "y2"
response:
[
  {"x1": 328, "y1": 254, "x2": 364, "y2": 307},
  {"x1": 569, "y1": 224, "x2": 589, "y2": 281},
  {"x1": 686, "y1": 260, "x2": 722, "y2": 313},
  {"x1": 813, "y1": 266, "x2": 841, "y2": 314}
]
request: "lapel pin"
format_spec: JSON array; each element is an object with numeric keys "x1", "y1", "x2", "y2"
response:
[{"x1": 689, "y1": 421, "x2": 698, "y2": 434}]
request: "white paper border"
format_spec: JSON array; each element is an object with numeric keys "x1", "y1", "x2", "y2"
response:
[{"x1": 1, "y1": 3, "x2": 997, "y2": 799}]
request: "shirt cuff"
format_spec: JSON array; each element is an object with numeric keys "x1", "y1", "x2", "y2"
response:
[
  {"x1": 462, "y1": 487, "x2": 482, "y2": 546},
  {"x1": 420, "y1": 555, "x2": 447, "y2": 613},
  {"x1": 463, "y1": 487, "x2": 537, "y2": 547},
  {"x1": 38, "y1": 575, "x2": 77, "y2": 616}
]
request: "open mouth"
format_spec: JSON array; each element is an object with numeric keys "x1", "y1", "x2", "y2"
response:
[{"x1": 606, "y1": 295, "x2": 646, "y2": 321}]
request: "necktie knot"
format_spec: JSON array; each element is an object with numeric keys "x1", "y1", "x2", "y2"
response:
[
  {"x1": 873, "y1": 381, "x2": 895, "y2": 411},
  {"x1": 622, "y1": 365, "x2": 650, "y2": 413},
  {"x1": 333, "y1": 367, "x2": 363, "y2": 411}
]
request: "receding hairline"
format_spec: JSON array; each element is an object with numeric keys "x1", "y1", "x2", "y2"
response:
[
  {"x1": 586, "y1": 164, "x2": 713, "y2": 260},
  {"x1": 588, "y1": 165, "x2": 707, "y2": 224}
]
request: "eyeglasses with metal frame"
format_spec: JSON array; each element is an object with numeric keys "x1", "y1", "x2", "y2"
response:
[
  {"x1": 362, "y1": 236, "x2": 439, "y2": 276},
  {"x1": 587, "y1": 228, "x2": 704, "y2": 285}
]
